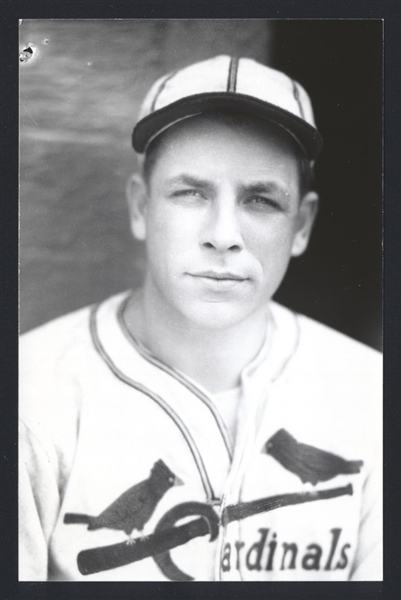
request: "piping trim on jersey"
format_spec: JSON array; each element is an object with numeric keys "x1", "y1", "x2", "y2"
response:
[
  {"x1": 270, "y1": 309, "x2": 301, "y2": 382},
  {"x1": 116, "y1": 294, "x2": 234, "y2": 460},
  {"x1": 89, "y1": 304, "x2": 217, "y2": 502},
  {"x1": 217, "y1": 306, "x2": 301, "y2": 580}
]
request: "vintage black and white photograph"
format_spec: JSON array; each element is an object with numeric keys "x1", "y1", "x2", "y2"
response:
[{"x1": 19, "y1": 19, "x2": 383, "y2": 582}]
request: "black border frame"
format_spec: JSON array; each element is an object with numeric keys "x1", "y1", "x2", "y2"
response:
[{"x1": 2, "y1": 2, "x2": 400, "y2": 599}]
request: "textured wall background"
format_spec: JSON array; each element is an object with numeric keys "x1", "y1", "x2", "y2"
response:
[
  {"x1": 19, "y1": 20, "x2": 382, "y2": 350},
  {"x1": 19, "y1": 20, "x2": 273, "y2": 333}
]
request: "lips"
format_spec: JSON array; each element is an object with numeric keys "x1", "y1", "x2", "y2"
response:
[
  {"x1": 188, "y1": 270, "x2": 249, "y2": 294},
  {"x1": 190, "y1": 270, "x2": 247, "y2": 281}
]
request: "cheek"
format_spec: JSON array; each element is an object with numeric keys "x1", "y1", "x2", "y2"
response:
[
  {"x1": 244, "y1": 219, "x2": 298, "y2": 297},
  {"x1": 245, "y1": 217, "x2": 297, "y2": 264},
  {"x1": 145, "y1": 206, "x2": 198, "y2": 264}
]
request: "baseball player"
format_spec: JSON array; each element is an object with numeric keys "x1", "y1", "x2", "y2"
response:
[{"x1": 19, "y1": 55, "x2": 382, "y2": 581}]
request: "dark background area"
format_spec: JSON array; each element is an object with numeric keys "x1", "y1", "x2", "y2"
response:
[
  {"x1": 272, "y1": 20, "x2": 382, "y2": 349},
  {"x1": 19, "y1": 19, "x2": 382, "y2": 350}
]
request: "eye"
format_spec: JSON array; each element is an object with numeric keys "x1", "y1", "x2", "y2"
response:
[
  {"x1": 168, "y1": 476, "x2": 174, "y2": 484},
  {"x1": 170, "y1": 189, "x2": 207, "y2": 202},
  {"x1": 245, "y1": 196, "x2": 281, "y2": 211}
]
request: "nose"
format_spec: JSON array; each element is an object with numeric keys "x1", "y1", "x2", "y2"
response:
[{"x1": 200, "y1": 198, "x2": 244, "y2": 253}]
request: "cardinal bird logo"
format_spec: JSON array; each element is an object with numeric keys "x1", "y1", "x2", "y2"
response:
[
  {"x1": 263, "y1": 429, "x2": 363, "y2": 485},
  {"x1": 64, "y1": 459, "x2": 183, "y2": 543}
]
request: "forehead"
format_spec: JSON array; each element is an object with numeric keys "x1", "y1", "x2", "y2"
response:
[{"x1": 144, "y1": 113, "x2": 302, "y2": 189}]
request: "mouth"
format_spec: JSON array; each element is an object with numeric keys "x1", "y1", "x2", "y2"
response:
[
  {"x1": 190, "y1": 271, "x2": 248, "y2": 282},
  {"x1": 188, "y1": 271, "x2": 249, "y2": 293}
]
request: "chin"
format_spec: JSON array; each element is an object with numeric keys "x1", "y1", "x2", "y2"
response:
[{"x1": 179, "y1": 298, "x2": 264, "y2": 331}]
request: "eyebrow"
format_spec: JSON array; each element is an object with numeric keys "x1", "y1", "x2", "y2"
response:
[{"x1": 165, "y1": 174, "x2": 214, "y2": 190}]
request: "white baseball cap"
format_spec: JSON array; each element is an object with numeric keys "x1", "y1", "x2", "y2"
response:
[{"x1": 132, "y1": 55, "x2": 322, "y2": 161}]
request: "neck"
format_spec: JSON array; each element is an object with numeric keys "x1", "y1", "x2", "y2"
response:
[{"x1": 123, "y1": 284, "x2": 270, "y2": 394}]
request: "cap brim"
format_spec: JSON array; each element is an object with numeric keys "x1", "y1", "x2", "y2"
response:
[{"x1": 132, "y1": 92, "x2": 323, "y2": 161}]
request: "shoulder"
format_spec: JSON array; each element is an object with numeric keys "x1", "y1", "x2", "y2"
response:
[
  {"x1": 269, "y1": 303, "x2": 382, "y2": 462},
  {"x1": 20, "y1": 291, "x2": 128, "y2": 366},
  {"x1": 19, "y1": 292, "x2": 129, "y2": 434},
  {"x1": 20, "y1": 304, "x2": 93, "y2": 364},
  {"x1": 270, "y1": 301, "x2": 381, "y2": 367},
  {"x1": 269, "y1": 301, "x2": 382, "y2": 417},
  {"x1": 19, "y1": 303, "x2": 95, "y2": 400}
]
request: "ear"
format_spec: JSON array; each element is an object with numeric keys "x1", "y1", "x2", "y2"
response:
[
  {"x1": 291, "y1": 191, "x2": 320, "y2": 257},
  {"x1": 126, "y1": 173, "x2": 148, "y2": 241}
]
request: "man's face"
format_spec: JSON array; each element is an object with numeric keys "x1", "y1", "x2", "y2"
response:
[{"x1": 130, "y1": 115, "x2": 318, "y2": 330}]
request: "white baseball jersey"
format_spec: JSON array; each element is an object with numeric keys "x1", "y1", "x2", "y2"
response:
[{"x1": 19, "y1": 291, "x2": 382, "y2": 581}]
